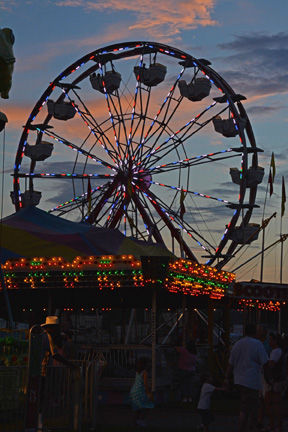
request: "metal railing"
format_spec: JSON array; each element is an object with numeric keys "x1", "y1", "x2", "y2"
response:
[
  {"x1": 0, "y1": 360, "x2": 99, "y2": 432},
  {"x1": 79, "y1": 344, "x2": 153, "y2": 376},
  {"x1": 0, "y1": 365, "x2": 27, "y2": 431}
]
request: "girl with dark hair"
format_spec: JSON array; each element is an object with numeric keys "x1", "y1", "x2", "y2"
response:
[{"x1": 129, "y1": 357, "x2": 154, "y2": 427}]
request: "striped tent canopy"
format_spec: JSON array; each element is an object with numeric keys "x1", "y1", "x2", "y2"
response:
[{"x1": 0, "y1": 207, "x2": 173, "y2": 263}]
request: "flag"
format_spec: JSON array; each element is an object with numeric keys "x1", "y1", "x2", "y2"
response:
[
  {"x1": 270, "y1": 152, "x2": 276, "y2": 182},
  {"x1": 87, "y1": 177, "x2": 92, "y2": 214},
  {"x1": 281, "y1": 176, "x2": 286, "y2": 217},
  {"x1": 180, "y1": 188, "x2": 186, "y2": 220},
  {"x1": 268, "y1": 169, "x2": 273, "y2": 196}
]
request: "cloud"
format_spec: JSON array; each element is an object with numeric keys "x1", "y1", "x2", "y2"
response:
[
  {"x1": 0, "y1": 0, "x2": 16, "y2": 10},
  {"x1": 215, "y1": 32, "x2": 288, "y2": 99},
  {"x1": 38, "y1": 160, "x2": 109, "y2": 175},
  {"x1": 219, "y1": 32, "x2": 288, "y2": 52},
  {"x1": 32, "y1": 161, "x2": 111, "y2": 209},
  {"x1": 246, "y1": 105, "x2": 287, "y2": 116},
  {"x1": 55, "y1": 0, "x2": 218, "y2": 39},
  {"x1": 2, "y1": 103, "x2": 31, "y2": 130},
  {"x1": 16, "y1": 24, "x2": 133, "y2": 72}
]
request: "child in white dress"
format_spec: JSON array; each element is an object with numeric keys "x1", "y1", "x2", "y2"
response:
[{"x1": 197, "y1": 374, "x2": 224, "y2": 432}]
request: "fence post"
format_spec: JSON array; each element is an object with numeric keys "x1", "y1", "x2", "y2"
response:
[
  {"x1": 90, "y1": 361, "x2": 98, "y2": 431},
  {"x1": 72, "y1": 365, "x2": 83, "y2": 432},
  {"x1": 24, "y1": 325, "x2": 43, "y2": 432}
]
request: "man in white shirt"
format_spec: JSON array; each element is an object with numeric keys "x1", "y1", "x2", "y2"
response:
[{"x1": 224, "y1": 323, "x2": 268, "y2": 432}]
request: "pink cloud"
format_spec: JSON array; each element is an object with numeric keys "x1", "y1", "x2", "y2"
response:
[
  {"x1": 56, "y1": 0, "x2": 217, "y2": 39},
  {"x1": 16, "y1": 23, "x2": 132, "y2": 73},
  {"x1": 2, "y1": 103, "x2": 30, "y2": 130},
  {"x1": 0, "y1": 1, "x2": 16, "y2": 11}
]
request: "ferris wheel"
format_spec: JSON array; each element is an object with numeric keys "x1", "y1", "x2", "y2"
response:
[{"x1": 12, "y1": 41, "x2": 264, "y2": 269}]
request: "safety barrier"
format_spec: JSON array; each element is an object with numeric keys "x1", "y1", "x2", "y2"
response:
[
  {"x1": 0, "y1": 365, "x2": 27, "y2": 431},
  {"x1": 0, "y1": 360, "x2": 99, "y2": 432},
  {"x1": 79, "y1": 344, "x2": 153, "y2": 376}
]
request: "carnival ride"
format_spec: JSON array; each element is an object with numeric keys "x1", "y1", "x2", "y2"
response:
[
  {"x1": 3, "y1": 41, "x2": 287, "y2": 330},
  {"x1": 1, "y1": 44, "x2": 287, "y2": 425},
  {"x1": 12, "y1": 41, "x2": 263, "y2": 270}
]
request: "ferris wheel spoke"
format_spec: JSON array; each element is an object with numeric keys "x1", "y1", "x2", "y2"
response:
[
  {"x1": 131, "y1": 87, "x2": 152, "y2": 164},
  {"x1": 153, "y1": 195, "x2": 217, "y2": 252},
  {"x1": 139, "y1": 187, "x2": 198, "y2": 260},
  {"x1": 61, "y1": 88, "x2": 120, "y2": 164},
  {"x1": 207, "y1": 209, "x2": 241, "y2": 268},
  {"x1": 85, "y1": 179, "x2": 119, "y2": 224},
  {"x1": 102, "y1": 187, "x2": 125, "y2": 227},
  {"x1": 149, "y1": 181, "x2": 234, "y2": 206},
  {"x1": 107, "y1": 97, "x2": 127, "y2": 159},
  {"x1": 147, "y1": 148, "x2": 234, "y2": 174},
  {"x1": 110, "y1": 90, "x2": 129, "y2": 156},
  {"x1": 131, "y1": 192, "x2": 164, "y2": 244},
  {"x1": 15, "y1": 173, "x2": 115, "y2": 180},
  {"x1": 93, "y1": 190, "x2": 124, "y2": 226},
  {"x1": 48, "y1": 181, "x2": 108, "y2": 215},
  {"x1": 98, "y1": 62, "x2": 126, "y2": 162},
  {"x1": 138, "y1": 87, "x2": 184, "y2": 162},
  {"x1": 146, "y1": 187, "x2": 216, "y2": 253},
  {"x1": 107, "y1": 193, "x2": 132, "y2": 230},
  {"x1": 122, "y1": 55, "x2": 143, "y2": 162},
  {"x1": 144, "y1": 103, "x2": 229, "y2": 168},
  {"x1": 137, "y1": 190, "x2": 164, "y2": 233},
  {"x1": 133, "y1": 67, "x2": 186, "y2": 164},
  {"x1": 127, "y1": 204, "x2": 147, "y2": 241},
  {"x1": 147, "y1": 152, "x2": 241, "y2": 175},
  {"x1": 34, "y1": 127, "x2": 116, "y2": 171}
]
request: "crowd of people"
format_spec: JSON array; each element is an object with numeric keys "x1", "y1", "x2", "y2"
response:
[
  {"x1": 225, "y1": 323, "x2": 288, "y2": 432},
  {"x1": 37, "y1": 315, "x2": 288, "y2": 431},
  {"x1": 129, "y1": 323, "x2": 288, "y2": 431}
]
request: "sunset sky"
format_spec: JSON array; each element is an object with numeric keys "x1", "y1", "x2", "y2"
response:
[{"x1": 1, "y1": 0, "x2": 287, "y2": 282}]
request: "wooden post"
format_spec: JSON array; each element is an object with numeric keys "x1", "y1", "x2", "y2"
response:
[
  {"x1": 151, "y1": 290, "x2": 157, "y2": 393},
  {"x1": 24, "y1": 325, "x2": 43, "y2": 432}
]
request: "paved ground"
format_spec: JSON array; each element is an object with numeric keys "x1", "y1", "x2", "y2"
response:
[
  {"x1": 97, "y1": 404, "x2": 288, "y2": 431},
  {"x1": 98, "y1": 405, "x2": 239, "y2": 431}
]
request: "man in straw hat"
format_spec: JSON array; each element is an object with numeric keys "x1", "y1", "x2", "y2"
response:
[
  {"x1": 39, "y1": 316, "x2": 79, "y2": 428},
  {"x1": 41, "y1": 315, "x2": 78, "y2": 372}
]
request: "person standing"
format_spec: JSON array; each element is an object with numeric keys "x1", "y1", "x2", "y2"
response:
[
  {"x1": 176, "y1": 339, "x2": 198, "y2": 402},
  {"x1": 263, "y1": 333, "x2": 286, "y2": 432},
  {"x1": 129, "y1": 357, "x2": 154, "y2": 427},
  {"x1": 224, "y1": 323, "x2": 268, "y2": 432},
  {"x1": 39, "y1": 316, "x2": 78, "y2": 428},
  {"x1": 197, "y1": 374, "x2": 224, "y2": 432},
  {"x1": 256, "y1": 324, "x2": 270, "y2": 430}
]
